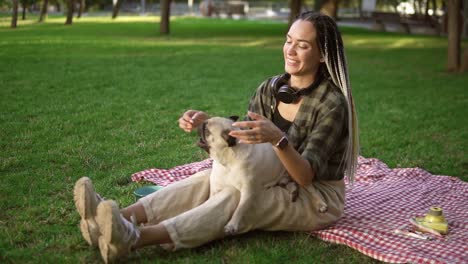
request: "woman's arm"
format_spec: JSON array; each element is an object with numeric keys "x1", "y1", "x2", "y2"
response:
[{"x1": 271, "y1": 141, "x2": 315, "y2": 186}]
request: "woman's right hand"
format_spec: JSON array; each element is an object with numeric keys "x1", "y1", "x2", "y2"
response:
[{"x1": 178, "y1": 110, "x2": 209, "y2": 132}]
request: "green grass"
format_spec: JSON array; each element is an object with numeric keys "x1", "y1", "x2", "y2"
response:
[{"x1": 1, "y1": 14, "x2": 467, "y2": 263}]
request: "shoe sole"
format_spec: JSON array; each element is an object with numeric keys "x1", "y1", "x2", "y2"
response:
[
  {"x1": 73, "y1": 177, "x2": 99, "y2": 246},
  {"x1": 98, "y1": 236, "x2": 112, "y2": 264},
  {"x1": 97, "y1": 201, "x2": 119, "y2": 264}
]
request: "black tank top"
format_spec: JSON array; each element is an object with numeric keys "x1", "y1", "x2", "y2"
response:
[{"x1": 273, "y1": 107, "x2": 292, "y2": 133}]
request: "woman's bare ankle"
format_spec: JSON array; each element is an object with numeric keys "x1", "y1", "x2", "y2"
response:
[
  {"x1": 135, "y1": 224, "x2": 172, "y2": 248},
  {"x1": 121, "y1": 202, "x2": 148, "y2": 224}
]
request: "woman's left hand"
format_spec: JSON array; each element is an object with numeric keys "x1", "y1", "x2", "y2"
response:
[{"x1": 229, "y1": 111, "x2": 283, "y2": 145}]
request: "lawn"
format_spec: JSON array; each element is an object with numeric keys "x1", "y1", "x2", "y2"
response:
[{"x1": 0, "y1": 14, "x2": 466, "y2": 263}]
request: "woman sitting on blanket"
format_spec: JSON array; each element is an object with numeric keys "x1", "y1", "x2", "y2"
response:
[{"x1": 74, "y1": 11, "x2": 359, "y2": 263}]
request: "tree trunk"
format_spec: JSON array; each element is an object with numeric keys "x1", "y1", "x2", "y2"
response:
[
  {"x1": 425, "y1": 0, "x2": 430, "y2": 20},
  {"x1": 413, "y1": 0, "x2": 419, "y2": 17},
  {"x1": 358, "y1": 0, "x2": 363, "y2": 19},
  {"x1": 160, "y1": 0, "x2": 170, "y2": 34},
  {"x1": 314, "y1": 0, "x2": 322, "y2": 11},
  {"x1": 77, "y1": 0, "x2": 85, "y2": 18},
  {"x1": 65, "y1": 0, "x2": 75, "y2": 25},
  {"x1": 461, "y1": 48, "x2": 468, "y2": 72},
  {"x1": 39, "y1": 0, "x2": 49, "y2": 22},
  {"x1": 11, "y1": 0, "x2": 19, "y2": 28},
  {"x1": 447, "y1": 0, "x2": 461, "y2": 71},
  {"x1": 289, "y1": 0, "x2": 302, "y2": 26},
  {"x1": 417, "y1": 0, "x2": 423, "y2": 17},
  {"x1": 463, "y1": 0, "x2": 468, "y2": 38},
  {"x1": 320, "y1": 0, "x2": 339, "y2": 19},
  {"x1": 112, "y1": 0, "x2": 122, "y2": 19},
  {"x1": 21, "y1": 1, "x2": 26, "y2": 20},
  {"x1": 431, "y1": 0, "x2": 437, "y2": 22}
]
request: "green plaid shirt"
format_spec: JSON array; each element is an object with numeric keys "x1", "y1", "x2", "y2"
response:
[{"x1": 247, "y1": 75, "x2": 349, "y2": 181}]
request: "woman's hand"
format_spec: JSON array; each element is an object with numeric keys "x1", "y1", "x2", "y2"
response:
[
  {"x1": 178, "y1": 110, "x2": 209, "y2": 132},
  {"x1": 231, "y1": 111, "x2": 314, "y2": 185},
  {"x1": 229, "y1": 111, "x2": 283, "y2": 145}
]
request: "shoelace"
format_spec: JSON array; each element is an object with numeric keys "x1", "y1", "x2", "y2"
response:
[
  {"x1": 96, "y1": 194, "x2": 105, "y2": 202},
  {"x1": 119, "y1": 213, "x2": 141, "y2": 249}
]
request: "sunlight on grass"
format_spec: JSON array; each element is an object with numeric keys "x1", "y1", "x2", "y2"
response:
[
  {"x1": 79, "y1": 15, "x2": 161, "y2": 23},
  {"x1": 141, "y1": 37, "x2": 278, "y2": 48},
  {"x1": 0, "y1": 36, "x2": 280, "y2": 50},
  {"x1": 144, "y1": 37, "x2": 280, "y2": 48},
  {"x1": 2, "y1": 15, "x2": 454, "y2": 50},
  {"x1": 0, "y1": 15, "x2": 285, "y2": 48},
  {"x1": 0, "y1": 15, "x2": 265, "y2": 28},
  {"x1": 387, "y1": 38, "x2": 424, "y2": 48},
  {"x1": 345, "y1": 36, "x2": 448, "y2": 49},
  {"x1": 0, "y1": 16, "x2": 37, "y2": 27},
  {"x1": 0, "y1": 15, "x2": 162, "y2": 27}
]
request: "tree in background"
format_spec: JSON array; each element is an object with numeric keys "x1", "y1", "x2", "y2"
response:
[
  {"x1": 20, "y1": 0, "x2": 34, "y2": 20},
  {"x1": 88, "y1": 0, "x2": 106, "y2": 11},
  {"x1": 289, "y1": 0, "x2": 302, "y2": 25},
  {"x1": 311, "y1": 0, "x2": 340, "y2": 19},
  {"x1": 77, "y1": 0, "x2": 85, "y2": 18},
  {"x1": 65, "y1": 0, "x2": 75, "y2": 24},
  {"x1": 112, "y1": 0, "x2": 122, "y2": 19},
  {"x1": 39, "y1": 0, "x2": 49, "y2": 22},
  {"x1": 446, "y1": 0, "x2": 461, "y2": 71},
  {"x1": 39, "y1": 0, "x2": 66, "y2": 22},
  {"x1": 289, "y1": 0, "x2": 339, "y2": 25},
  {"x1": 11, "y1": 0, "x2": 19, "y2": 28},
  {"x1": 55, "y1": 0, "x2": 62, "y2": 12},
  {"x1": 320, "y1": 0, "x2": 339, "y2": 18},
  {"x1": 425, "y1": 0, "x2": 437, "y2": 20},
  {"x1": 160, "y1": 0, "x2": 170, "y2": 34}
]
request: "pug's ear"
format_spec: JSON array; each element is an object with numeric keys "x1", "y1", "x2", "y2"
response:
[
  {"x1": 222, "y1": 129, "x2": 237, "y2": 147},
  {"x1": 228, "y1": 115, "x2": 239, "y2": 122}
]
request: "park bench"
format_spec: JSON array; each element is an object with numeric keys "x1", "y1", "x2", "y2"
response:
[
  {"x1": 372, "y1": 11, "x2": 440, "y2": 35},
  {"x1": 200, "y1": 0, "x2": 248, "y2": 18},
  {"x1": 226, "y1": 1, "x2": 247, "y2": 17}
]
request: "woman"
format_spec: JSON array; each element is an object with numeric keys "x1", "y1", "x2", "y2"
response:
[{"x1": 74, "y1": 11, "x2": 359, "y2": 263}]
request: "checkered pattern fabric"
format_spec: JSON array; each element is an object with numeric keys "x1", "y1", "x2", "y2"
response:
[
  {"x1": 131, "y1": 159, "x2": 213, "y2": 187},
  {"x1": 131, "y1": 156, "x2": 468, "y2": 263}
]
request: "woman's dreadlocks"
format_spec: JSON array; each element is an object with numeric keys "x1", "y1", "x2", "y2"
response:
[{"x1": 296, "y1": 11, "x2": 360, "y2": 183}]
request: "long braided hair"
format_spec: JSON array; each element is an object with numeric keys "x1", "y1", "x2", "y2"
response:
[{"x1": 296, "y1": 11, "x2": 359, "y2": 183}]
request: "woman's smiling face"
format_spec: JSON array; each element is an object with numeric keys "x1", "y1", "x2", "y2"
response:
[{"x1": 283, "y1": 20, "x2": 323, "y2": 78}]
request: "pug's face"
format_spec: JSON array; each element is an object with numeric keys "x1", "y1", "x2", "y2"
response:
[{"x1": 198, "y1": 117, "x2": 238, "y2": 153}]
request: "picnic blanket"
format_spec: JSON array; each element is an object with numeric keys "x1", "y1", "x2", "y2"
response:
[{"x1": 131, "y1": 156, "x2": 468, "y2": 264}]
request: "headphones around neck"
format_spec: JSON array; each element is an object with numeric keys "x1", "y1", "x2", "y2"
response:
[{"x1": 273, "y1": 73, "x2": 323, "y2": 104}]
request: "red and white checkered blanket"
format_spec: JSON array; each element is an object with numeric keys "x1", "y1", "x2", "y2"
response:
[{"x1": 132, "y1": 156, "x2": 468, "y2": 263}]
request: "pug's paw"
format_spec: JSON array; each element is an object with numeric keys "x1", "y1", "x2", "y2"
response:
[
  {"x1": 224, "y1": 223, "x2": 239, "y2": 235},
  {"x1": 318, "y1": 202, "x2": 328, "y2": 213}
]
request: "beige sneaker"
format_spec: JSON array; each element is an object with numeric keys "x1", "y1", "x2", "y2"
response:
[
  {"x1": 73, "y1": 177, "x2": 104, "y2": 247},
  {"x1": 96, "y1": 200, "x2": 140, "y2": 264}
]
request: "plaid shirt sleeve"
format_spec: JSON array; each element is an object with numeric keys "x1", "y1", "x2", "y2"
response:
[
  {"x1": 245, "y1": 79, "x2": 275, "y2": 121},
  {"x1": 300, "y1": 99, "x2": 348, "y2": 181}
]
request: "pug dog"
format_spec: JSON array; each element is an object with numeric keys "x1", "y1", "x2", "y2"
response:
[{"x1": 198, "y1": 116, "x2": 327, "y2": 235}]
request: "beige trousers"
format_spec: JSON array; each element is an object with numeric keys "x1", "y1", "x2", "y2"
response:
[{"x1": 139, "y1": 169, "x2": 345, "y2": 250}]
